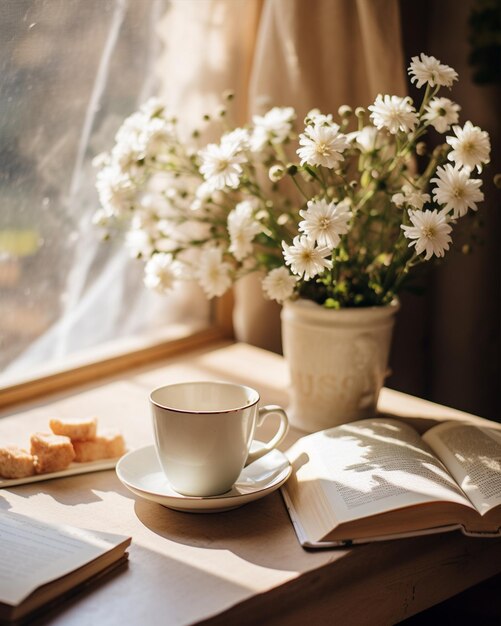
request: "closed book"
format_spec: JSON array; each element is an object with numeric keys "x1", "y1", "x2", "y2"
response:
[{"x1": 0, "y1": 512, "x2": 131, "y2": 624}]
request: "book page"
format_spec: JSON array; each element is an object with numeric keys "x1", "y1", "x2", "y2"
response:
[
  {"x1": 423, "y1": 422, "x2": 501, "y2": 516},
  {"x1": 287, "y1": 418, "x2": 473, "y2": 527},
  {"x1": 0, "y1": 512, "x2": 130, "y2": 606}
]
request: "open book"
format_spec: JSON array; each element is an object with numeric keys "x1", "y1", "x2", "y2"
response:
[
  {"x1": 0, "y1": 512, "x2": 131, "y2": 624},
  {"x1": 281, "y1": 417, "x2": 501, "y2": 548}
]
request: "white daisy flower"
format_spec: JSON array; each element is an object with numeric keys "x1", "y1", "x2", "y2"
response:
[
  {"x1": 446, "y1": 121, "x2": 491, "y2": 173},
  {"x1": 95, "y1": 165, "x2": 136, "y2": 217},
  {"x1": 306, "y1": 109, "x2": 334, "y2": 126},
  {"x1": 422, "y1": 97, "x2": 461, "y2": 133},
  {"x1": 402, "y1": 209, "x2": 452, "y2": 260},
  {"x1": 408, "y1": 53, "x2": 458, "y2": 88},
  {"x1": 198, "y1": 141, "x2": 247, "y2": 191},
  {"x1": 196, "y1": 247, "x2": 233, "y2": 298},
  {"x1": 227, "y1": 201, "x2": 262, "y2": 261},
  {"x1": 368, "y1": 95, "x2": 418, "y2": 134},
  {"x1": 262, "y1": 267, "x2": 297, "y2": 303},
  {"x1": 125, "y1": 228, "x2": 154, "y2": 259},
  {"x1": 250, "y1": 106, "x2": 296, "y2": 151},
  {"x1": 297, "y1": 123, "x2": 348, "y2": 169},
  {"x1": 114, "y1": 111, "x2": 145, "y2": 149},
  {"x1": 347, "y1": 125, "x2": 382, "y2": 153},
  {"x1": 392, "y1": 184, "x2": 431, "y2": 210},
  {"x1": 143, "y1": 253, "x2": 182, "y2": 293},
  {"x1": 431, "y1": 163, "x2": 484, "y2": 218},
  {"x1": 282, "y1": 235, "x2": 332, "y2": 280},
  {"x1": 221, "y1": 127, "x2": 251, "y2": 152},
  {"x1": 139, "y1": 97, "x2": 167, "y2": 118},
  {"x1": 110, "y1": 142, "x2": 142, "y2": 175},
  {"x1": 298, "y1": 198, "x2": 352, "y2": 247},
  {"x1": 141, "y1": 116, "x2": 175, "y2": 159}
]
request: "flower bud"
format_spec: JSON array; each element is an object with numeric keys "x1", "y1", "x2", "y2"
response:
[
  {"x1": 269, "y1": 164, "x2": 285, "y2": 182},
  {"x1": 415, "y1": 142, "x2": 427, "y2": 156},
  {"x1": 338, "y1": 105, "x2": 352, "y2": 118},
  {"x1": 223, "y1": 89, "x2": 235, "y2": 101},
  {"x1": 432, "y1": 144, "x2": 446, "y2": 159},
  {"x1": 217, "y1": 106, "x2": 227, "y2": 118},
  {"x1": 304, "y1": 108, "x2": 320, "y2": 125},
  {"x1": 286, "y1": 163, "x2": 298, "y2": 176},
  {"x1": 355, "y1": 107, "x2": 366, "y2": 118}
]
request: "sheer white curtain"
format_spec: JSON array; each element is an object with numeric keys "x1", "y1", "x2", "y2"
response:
[{"x1": 1, "y1": 0, "x2": 209, "y2": 381}]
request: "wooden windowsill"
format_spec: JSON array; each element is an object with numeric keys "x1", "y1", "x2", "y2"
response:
[{"x1": 0, "y1": 290, "x2": 235, "y2": 411}]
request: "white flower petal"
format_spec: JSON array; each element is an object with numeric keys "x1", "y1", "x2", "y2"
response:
[
  {"x1": 298, "y1": 198, "x2": 352, "y2": 247},
  {"x1": 431, "y1": 163, "x2": 484, "y2": 217},
  {"x1": 401, "y1": 209, "x2": 452, "y2": 260},
  {"x1": 368, "y1": 95, "x2": 418, "y2": 134},
  {"x1": 196, "y1": 247, "x2": 233, "y2": 298},
  {"x1": 297, "y1": 124, "x2": 348, "y2": 168},
  {"x1": 446, "y1": 121, "x2": 491, "y2": 172},
  {"x1": 282, "y1": 235, "x2": 332, "y2": 280},
  {"x1": 262, "y1": 267, "x2": 297, "y2": 303},
  {"x1": 408, "y1": 53, "x2": 458, "y2": 88}
]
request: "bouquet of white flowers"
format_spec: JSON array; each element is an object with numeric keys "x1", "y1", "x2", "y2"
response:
[{"x1": 94, "y1": 53, "x2": 491, "y2": 308}]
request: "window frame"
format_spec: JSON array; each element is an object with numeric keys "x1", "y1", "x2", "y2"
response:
[{"x1": 0, "y1": 292, "x2": 234, "y2": 411}]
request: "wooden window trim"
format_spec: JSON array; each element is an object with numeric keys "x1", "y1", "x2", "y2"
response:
[{"x1": 0, "y1": 292, "x2": 234, "y2": 411}]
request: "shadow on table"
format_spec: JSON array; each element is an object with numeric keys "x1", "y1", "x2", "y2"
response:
[
  {"x1": 0, "y1": 469, "x2": 137, "y2": 506},
  {"x1": 130, "y1": 491, "x2": 438, "y2": 575},
  {"x1": 133, "y1": 491, "x2": 328, "y2": 572}
]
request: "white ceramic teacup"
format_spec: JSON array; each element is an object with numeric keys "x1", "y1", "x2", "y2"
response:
[{"x1": 150, "y1": 381, "x2": 289, "y2": 497}]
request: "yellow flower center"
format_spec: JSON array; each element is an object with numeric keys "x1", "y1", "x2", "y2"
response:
[
  {"x1": 316, "y1": 142, "x2": 330, "y2": 156},
  {"x1": 216, "y1": 159, "x2": 229, "y2": 172},
  {"x1": 422, "y1": 225, "x2": 436, "y2": 239}
]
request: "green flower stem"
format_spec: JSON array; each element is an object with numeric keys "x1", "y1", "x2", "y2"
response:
[
  {"x1": 303, "y1": 165, "x2": 328, "y2": 192},
  {"x1": 417, "y1": 84, "x2": 432, "y2": 116},
  {"x1": 289, "y1": 174, "x2": 310, "y2": 202}
]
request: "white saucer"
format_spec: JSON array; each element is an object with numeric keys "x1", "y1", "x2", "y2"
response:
[{"x1": 116, "y1": 443, "x2": 292, "y2": 513}]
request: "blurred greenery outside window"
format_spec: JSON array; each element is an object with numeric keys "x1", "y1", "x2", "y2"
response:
[{"x1": 0, "y1": 0, "x2": 210, "y2": 388}]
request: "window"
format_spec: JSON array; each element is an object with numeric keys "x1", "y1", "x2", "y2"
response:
[{"x1": 0, "y1": 0, "x2": 213, "y2": 392}]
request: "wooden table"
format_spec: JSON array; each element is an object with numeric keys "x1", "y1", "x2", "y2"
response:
[{"x1": 1, "y1": 342, "x2": 500, "y2": 625}]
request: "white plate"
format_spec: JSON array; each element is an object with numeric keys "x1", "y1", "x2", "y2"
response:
[
  {"x1": 0, "y1": 457, "x2": 121, "y2": 488},
  {"x1": 116, "y1": 444, "x2": 292, "y2": 513}
]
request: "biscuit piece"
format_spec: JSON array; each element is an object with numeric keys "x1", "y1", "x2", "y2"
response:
[
  {"x1": 0, "y1": 446, "x2": 36, "y2": 479},
  {"x1": 49, "y1": 417, "x2": 97, "y2": 441},
  {"x1": 73, "y1": 431, "x2": 126, "y2": 463},
  {"x1": 31, "y1": 433, "x2": 76, "y2": 474}
]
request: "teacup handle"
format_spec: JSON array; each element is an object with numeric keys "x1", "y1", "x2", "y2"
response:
[{"x1": 246, "y1": 405, "x2": 289, "y2": 465}]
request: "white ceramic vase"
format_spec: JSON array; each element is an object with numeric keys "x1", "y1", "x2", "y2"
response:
[{"x1": 281, "y1": 299, "x2": 400, "y2": 433}]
